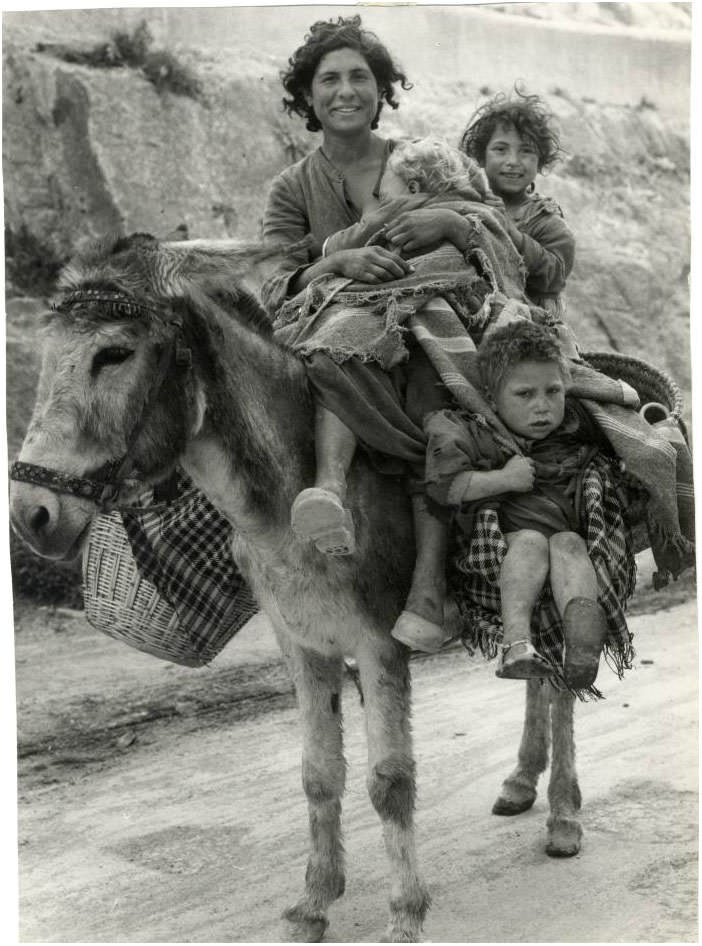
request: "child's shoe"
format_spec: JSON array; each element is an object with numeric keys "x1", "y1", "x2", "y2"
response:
[
  {"x1": 291, "y1": 487, "x2": 355, "y2": 556},
  {"x1": 562, "y1": 597, "x2": 609, "y2": 688},
  {"x1": 391, "y1": 610, "x2": 446, "y2": 653},
  {"x1": 496, "y1": 640, "x2": 555, "y2": 679}
]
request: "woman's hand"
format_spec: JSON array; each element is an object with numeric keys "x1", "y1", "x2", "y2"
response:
[
  {"x1": 384, "y1": 208, "x2": 464, "y2": 255},
  {"x1": 361, "y1": 195, "x2": 427, "y2": 235},
  {"x1": 329, "y1": 246, "x2": 415, "y2": 283},
  {"x1": 499, "y1": 455, "x2": 535, "y2": 493}
]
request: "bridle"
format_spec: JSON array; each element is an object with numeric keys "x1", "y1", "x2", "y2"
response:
[{"x1": 9, "y1": 288, "x2": 193, "y2": 510}]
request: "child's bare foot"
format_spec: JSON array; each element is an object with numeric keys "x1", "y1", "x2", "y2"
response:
[
  {"x1": 291, "y1": 487, "x2": 355, "y2": 556},
  {"x1": 496, "y1": 640, "x2": 555, "y2": 679}
]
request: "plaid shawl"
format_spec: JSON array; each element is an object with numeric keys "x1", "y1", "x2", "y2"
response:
[
  {"x1": 450, "y1": 453, "x2": 637, "y2": 700},
  {"x1": 121, "y1": 483, "x2": 259, "y2": 665}
]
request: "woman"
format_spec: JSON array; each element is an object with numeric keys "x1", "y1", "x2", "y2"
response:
[{"x1": 262, "y1": 16, "x2": 500, "y2": 650}]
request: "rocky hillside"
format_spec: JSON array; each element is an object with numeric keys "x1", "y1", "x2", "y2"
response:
[{"x1": 4, "y1": 4, "x2": 692, "y2": 453}]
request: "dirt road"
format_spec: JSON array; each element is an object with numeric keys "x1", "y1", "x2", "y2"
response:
[{"x1": 11, "y1": 581, "x2": 698, "y2": 944}]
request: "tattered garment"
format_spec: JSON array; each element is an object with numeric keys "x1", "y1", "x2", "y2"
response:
[{"x1": 273, "y1": 196, "x2": 528, "y2": 371}]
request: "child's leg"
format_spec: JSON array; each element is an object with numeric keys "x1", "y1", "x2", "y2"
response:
[
  {"x1": 497, "y1": 530, "x2": 554, "y2": 679},
  {"x1": 291, "y1": 405, "x2": 357, "y2": 555},
  {"x1": 548, "y1": 531, "x2": 608, "y2": 688},
  {"x1": 313, "y1": 405, "x2": 357, "y2": 501},
  {"x1": 391, "y1": 493, "x2": 448, "y2": 653}
]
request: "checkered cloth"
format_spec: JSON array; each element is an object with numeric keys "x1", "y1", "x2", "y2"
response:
[
  {"x1": 121, "y1": 482, "x2": 259, "y2": 664},
  {"x1": 450, "y1": 453, "x2": 637, "y2": 699}
]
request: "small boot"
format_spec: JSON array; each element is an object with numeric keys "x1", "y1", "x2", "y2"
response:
[
  {"x1": 291, "y1": 407, "x2": 356, "y2": 556},
  {"x1": 562, "y1": 597, "x2": 609, "y2": 689}
]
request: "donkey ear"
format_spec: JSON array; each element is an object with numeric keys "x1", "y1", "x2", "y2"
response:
[{"x1": 162, "y1": 223, "x2": 190, "y2": 242}]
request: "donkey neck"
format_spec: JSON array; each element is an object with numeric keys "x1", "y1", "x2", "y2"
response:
[{"x1": 180, "y1": 305, "x2": 314, "y2": 541}]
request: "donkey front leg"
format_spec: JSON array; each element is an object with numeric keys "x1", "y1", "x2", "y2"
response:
[
  {"x1": 283, "y1": 646, "x2": 346, "y2": 942},
  {"x1": 356, "y1": 637, "x2": 431, "y2": 943},
  {"x1": 546, "y1": 686, "x2": 582, "y2": 857},
  {"x1": 493, "y1": 677, "x2": 550, "y2": 815}
]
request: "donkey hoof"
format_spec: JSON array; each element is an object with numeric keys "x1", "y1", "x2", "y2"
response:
[
  {"x1": 380, "y1": 926, "x2": 421, "y2": 943},
  {"x1": 282, "y1": 904, "x2": 329, "y2": 942},
  {"x1": 492, "y1": 783, "x2": 536, "y2": 815},
  {"x1": 546, "y1": 818, "x2": 582, "y2": 858},
  {"x1": 492, "y1": 794, "x2": 536, "y2": 816}
]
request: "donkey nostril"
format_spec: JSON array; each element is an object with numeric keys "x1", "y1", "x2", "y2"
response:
[{"x1": 29, "y1": 505, "x2": 51, "y2": 534}]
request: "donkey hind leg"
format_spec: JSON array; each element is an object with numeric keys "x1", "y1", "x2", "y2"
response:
[
  {"x1": 546, "y1": 685, "x2": 582, "y2": 857},
  {"x1": 283, "y1": 646, "x2": 346, "y2": 943},
  {"x1": 493, "y1": 678, "x2": 550, "y2": 815},
  {"x1": 356, "y1": 638, "x2": 431, "y2": 943}
]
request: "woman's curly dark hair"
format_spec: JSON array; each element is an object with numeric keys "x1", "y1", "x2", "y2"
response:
[
  {"x1": 460, "y1": 87, "x2": 565, "y2": 172},
  {"x1": 478, "y1": 321, "x2": 570, "y2": 397},
  {"x1": 281, "y1": 15, "x2": 412, "y2": 133}
]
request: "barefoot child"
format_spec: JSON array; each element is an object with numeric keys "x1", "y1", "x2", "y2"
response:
[{"x1": 425, "y1": 320, "x2": 612, "y2": 688}]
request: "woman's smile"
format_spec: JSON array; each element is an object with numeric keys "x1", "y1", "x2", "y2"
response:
[{"x1": 308, "y1": 48, "x2": 380, "y2": 135}]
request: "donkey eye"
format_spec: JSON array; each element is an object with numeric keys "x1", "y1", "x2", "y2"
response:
[{"x1": 91, "y1": 347, "x2": 134, "y2": 375}]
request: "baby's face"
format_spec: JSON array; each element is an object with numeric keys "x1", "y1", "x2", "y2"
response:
[
  {"x1": 379, "y1": 165, "x2": 413, "y2": 200},
  {"x1": 493, "y1": 359, "x2": 566, "y2": 440}
]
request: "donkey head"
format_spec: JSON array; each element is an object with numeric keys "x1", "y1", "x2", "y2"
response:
[{"x1": 10, "y1": 232, "x2": 275, "y2": 559}]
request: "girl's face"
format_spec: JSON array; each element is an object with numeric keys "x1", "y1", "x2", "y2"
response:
[
  {"x1": 483, "y1": 123, "x2": 540, "y2": 201},
  {"x1": 307, "y1": 47, "x2": 380, "y2": 137},
  {"x1": 493, "y1": 359, "x2": 566, "y2": 440}
]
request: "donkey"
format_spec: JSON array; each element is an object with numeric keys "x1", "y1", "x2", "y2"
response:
[{"x1": 9, "y1": 234, "x2": 583, "y2": 941}]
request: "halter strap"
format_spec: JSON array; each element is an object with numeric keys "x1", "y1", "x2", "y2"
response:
[
  {"x1": 11, "y1": 289, "x2": 192, "y2": 508},
  {"x1": 9, "y1": 460, "x2": 124, "y2": 503}
]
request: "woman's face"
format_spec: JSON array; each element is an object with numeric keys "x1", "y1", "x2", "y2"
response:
[
  {"x1": 493, "y1": 359, "x2": 566, "y2": 440},
  {"x1": 307, "y1": 47, "x2": 380, "y2": 136},
  {"x1": 483, "y1": 123, "x2": 540, "y2": 200}
]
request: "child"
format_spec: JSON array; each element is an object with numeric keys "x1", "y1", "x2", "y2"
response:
[
  {"x1": 288, "y1": 137, "x2": 496, "y2": 654},
  {"x1": 424, "y1": 320, "x2": 612, "y2": 688},
  {"x1": 460, "y1": 88, "x2": 577, "y2": 354}
]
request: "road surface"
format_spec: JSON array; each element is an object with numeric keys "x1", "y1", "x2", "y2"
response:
[{"x1": 12, "y1": 595, "x2": 699, "y2": 943}]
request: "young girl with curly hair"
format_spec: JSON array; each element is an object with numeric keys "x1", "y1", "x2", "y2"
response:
[{"x1": 461, "y1": 88, "x2": 575, "y2": 334}]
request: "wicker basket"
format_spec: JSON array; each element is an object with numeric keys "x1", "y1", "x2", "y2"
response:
[
  {"x1": 581, "y1": 351, "x2": 683, "y2": 423},
  {"x1": 82, "y1": 511, "x2": 232, "y2": 667}
]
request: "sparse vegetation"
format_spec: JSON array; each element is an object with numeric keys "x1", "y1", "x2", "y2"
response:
[
  {"x1": 36, "y1": 20, "x2": 202, "y2": 101},
  {"x1": 4, "y1": 225, "x2": 66, "y2": 297}
]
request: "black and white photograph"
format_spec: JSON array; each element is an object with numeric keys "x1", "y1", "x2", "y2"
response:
[{"x1": 2, "y1": 1, "x2": 697, "y2": 942}]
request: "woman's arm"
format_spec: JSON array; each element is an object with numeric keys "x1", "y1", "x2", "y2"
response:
[
  {"x1": 323, "y1": 196, "x2": 427, "y2": 256},
  {"x1": 261, "y1": 172, "x2": 316, "y2": 315},
  {"x1": 262, "y1": 173, "x2": 415, "y2": 311}
]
